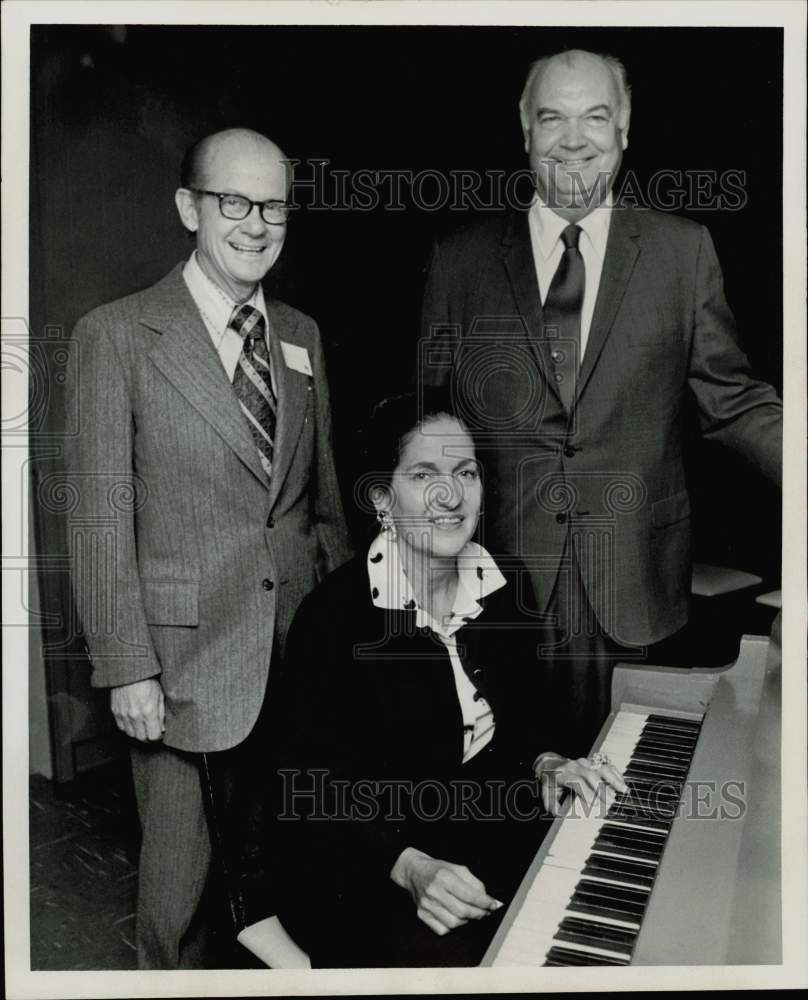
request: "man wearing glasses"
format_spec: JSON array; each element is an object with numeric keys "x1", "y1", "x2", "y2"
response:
[{"x1": 65, "y1": 128, "x2": 350, "y2": 967}]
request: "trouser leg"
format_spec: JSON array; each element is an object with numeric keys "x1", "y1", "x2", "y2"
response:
[
  {"x1": 543, "y1": 535, "x2": 639, "y2": 759},
  {"x1": 130, "y1": 742, "x2": 211, "y2": 969},
  {"x1": 198, "y1": 686, "x2": 277, "y2": 938}
]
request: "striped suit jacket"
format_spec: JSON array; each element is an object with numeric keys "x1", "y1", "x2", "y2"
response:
[{"x1": 65, "y1": 263, "x2": 351, "y2": 752}]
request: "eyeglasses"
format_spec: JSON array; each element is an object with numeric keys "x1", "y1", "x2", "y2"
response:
[{"x1": 191, "y1": 189, "x2": 290, "y2": 225}]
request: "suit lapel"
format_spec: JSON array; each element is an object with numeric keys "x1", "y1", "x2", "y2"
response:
[
  {"x1": 500, "y1": 211, "x2": 564, "y2": 407},
  {"x1": 141, "y1": 265, "x2": 269, "y2": 489},
  {"x1": 574, "y1": 205, "x2": 641, "y2": 405},
  {"x1": 265, "y1": 301, "x2": 308, "y2": 512}
]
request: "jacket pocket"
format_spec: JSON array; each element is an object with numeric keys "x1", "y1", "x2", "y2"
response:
[
  {"x1": 651, "y1": 489, "x2": 691, "y2": 528},
  {"x1": 141, "y1": 579, "x2": 199, "y2": 626}
]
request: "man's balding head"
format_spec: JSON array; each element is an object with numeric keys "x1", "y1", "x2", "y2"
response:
[
  {"x1": 180, "y1": 128, "x2": 290, "y2": 192},
  {"x1": 518, "y1": 49, "x2": 631, "y2": 221},
  {"x1": 175, "y1": 128, "x2": 290, "y2": 302}
]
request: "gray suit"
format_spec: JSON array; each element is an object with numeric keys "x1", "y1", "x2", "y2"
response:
[{"x1": 65, "y1": 263, "x2": 350, "y2": 964}]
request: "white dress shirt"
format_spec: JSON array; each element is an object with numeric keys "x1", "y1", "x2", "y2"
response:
[
  {"x1": 367, "y1": 532, "x2": 507, "y2": 763},
  {"x1": 182, "y1": 251, "x2": 275, "y2": 392},
  {"x1": 527, "y1": 196, "x2": 612, "y2": 363}
]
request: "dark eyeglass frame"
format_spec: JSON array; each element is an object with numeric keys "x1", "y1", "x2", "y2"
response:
[{"x1": 191, "y1": 189, "x2": 290, "y2": 225}]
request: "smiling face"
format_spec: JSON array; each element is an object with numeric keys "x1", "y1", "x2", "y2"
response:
[
  {"x1": 376, "y1": 414, "x2": 482, "y2": 566},
  {"x1": 520, "y1": 52, "x2": 629, "y2": 220},
  {"x1": 174, "y1": 131, "x2": 288, "y2": 301}
]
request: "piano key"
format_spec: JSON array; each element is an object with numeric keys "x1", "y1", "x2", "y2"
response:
[
  {"x1": 582, "y1": 858, "x2": 656, "y2": 889},
  {"x1": 571, "y1": 891, "x2": 647, "y2": 919},
  {"x1": 634, "y1": 737, "x2": 694, "y2": 757},
  {"x1": 601, "y1": 821, "x2": 667, "y2": 842},
  {"x1": 603, "y1": 816, "x2": 674, "y2": 836},
  {"x1": 589, "y1": 847, "x2": 659, "y2": 867},
  {"x1": 564, "y1": 907, "x2": 641, "y2": 930},
  {"x1": 574, "y1": 871, "x2": 655, "y2": 894},
  {"x1": 488, "y1": 706, "x2": 704, "y2": 967},
  {"x1": 539, "y1": 929, "x2": 636, "y2": 963},
  {"x1": 558, "y1": 916, "x2": 637, "y2": 948},
  {"x1": 606, "y1": 809, "x2": 672, "y2": 832},
  {"x1": 593, "y1": 835, "x2": 664, "y2": 862},
  {"x1": 576, "y1": 878, "x2": 650, "y2": 905},
  {"x1": 646, "y1": 713, "x2": 701, "y2": 730},
  {"x1": 545, "y1": 946, "x2": 629, "y2": 966},
  {"x1": 596, "y1": 829, "x2": 668, "y2": 853}
]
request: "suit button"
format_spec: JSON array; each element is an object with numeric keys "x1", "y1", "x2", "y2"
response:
[
  {"x1": 266, "y1": 517, "x2": 275, "y2": 528},
  {"x1": 262, "y1": 578, "x2": 274, "y2": 591},
  {"x1": 551, "y1": 350, "x2": 563, "y2": 363},
  {"x1": 554, "y1": 373, "x2": 564, "y2": 383},
  {"x1": 564, "y1": 446, "x2": 577, "y2": 458}
]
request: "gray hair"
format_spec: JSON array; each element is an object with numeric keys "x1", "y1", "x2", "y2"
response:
[{"x1": 519, "y1": 50, "x2": 632, "y2": 126}]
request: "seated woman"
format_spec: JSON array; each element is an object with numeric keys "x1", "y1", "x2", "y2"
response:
[{"x1": 250, "y1": 388, "x2": 626, "y2": 968}]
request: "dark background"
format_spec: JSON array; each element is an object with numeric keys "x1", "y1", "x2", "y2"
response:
[{"x1": 29, "y1": 24, "x2": 783, "y2": 776}]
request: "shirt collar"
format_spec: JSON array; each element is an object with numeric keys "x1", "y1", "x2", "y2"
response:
[
  {"x1": 366, "y1": 532, "x2": 506, "y2": 637},
  {"x1": 184, "y1": 251, "x2": 268, "y2": 334},
  {"x1": 528, "y1": 192, "x2": 612, "y2": 262}
]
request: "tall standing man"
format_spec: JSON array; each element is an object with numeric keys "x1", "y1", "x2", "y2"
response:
[
  {"x1": 421, "y1": 50, "x2": 782, "y2": 754},
  {"x1": 65, "y1": 128, "x2": 351, "y2": 967}
]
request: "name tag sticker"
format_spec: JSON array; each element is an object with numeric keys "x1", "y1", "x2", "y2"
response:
[{"x1": 280, "y1": 342, "x2": 313, "y2": 376}]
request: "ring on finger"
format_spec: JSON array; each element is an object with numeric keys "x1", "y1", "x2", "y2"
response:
[{"x1": 587, "y1": 751, "x2": 610, "y2": 768}]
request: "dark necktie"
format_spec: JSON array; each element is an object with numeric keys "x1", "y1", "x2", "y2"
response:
[
  {"x1": 543, "y1": 224, "x2": 585, "y2": 411},
  {"x1": 231, "y1": 304, "x2": 277, "y2": 479}
]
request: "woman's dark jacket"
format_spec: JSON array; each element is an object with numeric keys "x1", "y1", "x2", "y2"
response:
[{"x1": 267, "y1": 551, "x2": 558, "y2": 954}]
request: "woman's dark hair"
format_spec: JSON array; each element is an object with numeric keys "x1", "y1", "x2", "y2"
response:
[{"x1": 362, "y1": 386, "x2": 470, "y2": 488}]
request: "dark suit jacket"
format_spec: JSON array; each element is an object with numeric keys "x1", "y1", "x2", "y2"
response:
[
  {"x1": 421, "y1": 207, "x2": 782, "y2": 646},
  {"x1": 269, "y1": 552, "x2": 555, "y2": 961},
  {"x1": 64, "y1": 263, "x2": 351, "y2": 752}
]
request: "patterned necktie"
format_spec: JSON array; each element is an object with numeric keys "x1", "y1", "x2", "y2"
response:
[
  {"x1": 230, "y1": 304, "x2": 277, "y2": 478},
  {"x1": 543, "y1": 223, "x2": 585, "y2": 411}
]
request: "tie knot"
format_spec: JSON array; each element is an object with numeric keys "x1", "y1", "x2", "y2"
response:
[
  {"x1": 229, "y1": 304, "x2": 265, "y2": 342},
  {"x1": 561, "y1": 224, "x2": 582, "y2": 251}
]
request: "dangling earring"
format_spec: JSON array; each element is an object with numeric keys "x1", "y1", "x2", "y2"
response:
[{"x1": 377, "y1": 509, "x2": 397, "y2": 538}]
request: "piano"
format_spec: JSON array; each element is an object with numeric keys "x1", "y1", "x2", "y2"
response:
[{"x1": 482, "y1": 634, "x2": 782, "y2": 967}]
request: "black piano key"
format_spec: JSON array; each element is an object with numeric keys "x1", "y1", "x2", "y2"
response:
[
  {"x1": 575, "y1": 880, "x2": 650, "y2": 909},
  {"x1": 618, "y1": 787, "x2": 681, "y2": 808},
  {"x1": 646, "y1": 713, "x2": 702, "y2": 731},
  {"x1": 630, "y1": 754, "x2": 689, "y2": 774},
  {"x1": 544, "y1": 946, "x2": 629, "y2": 966},
  {"x1": 555, "y1": 930, "x2": 633, "y2": 957},
  {"x1": 638, "y1": 732, "x2": 698, "y2": 752},
  {"x1": 639, "y1": 727, "x2": 699, "y2": 747},
  {"x1": 621, "y1": 792, "x2": 680, "y2": 812},
  {"x1": 572, "y1": 891, "x2": 646, "y2": 920},
  {"x1": 583, "y1": 857, "x2": 656, "y2": 888},
  {"x1": 634, "y1": 736, "x2": 695, "y2": 757},
  {"x1": 596, "y1": 823, "x2": 665, "y2": 858},
  {"x1": 619, "y1": 785, "x2": 681, "y2": 803},
  {"x1": 578, "y1": 877, "x2": 650, "y2": 900},
  {"x1": 567, "y1": 897, "x2": 643, "y2": 924},
  {"x1": 584, "y1": 851, "x2": 659, "y2": 876},
  {"x1": 559, "y1": 917, "x2": 637, "y2": 951},
  {"x1": 594, "y1": 834, "x2": 664, "y2": 861},
  {"x1": 625, "y1": 764, "x2": 687, "y2": 784},
  {"x1": 607, "y1": 807, "x2": 673, "y2": 831}
]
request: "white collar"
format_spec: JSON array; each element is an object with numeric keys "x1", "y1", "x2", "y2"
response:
[
  {"x1": 366, "y1": 532, "x2": 506, "y2": 638},
  {"x1": 184, "y1": 251, "x2": 268, "y2": 334},
  {"x1": 528, "y1": 193, "x2": 612, "y2": 262}
]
